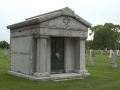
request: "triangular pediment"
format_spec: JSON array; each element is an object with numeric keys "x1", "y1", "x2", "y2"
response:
[{"x1": 40, "y1": 16, "x2": 88, "y2": 31}]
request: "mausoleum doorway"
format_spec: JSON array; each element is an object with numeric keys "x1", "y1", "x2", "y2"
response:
[{"x1": 51, "y1": 37, "x2": 64, "y2": 74}]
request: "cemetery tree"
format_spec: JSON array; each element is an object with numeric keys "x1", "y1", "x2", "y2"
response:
[
  {"x1": 0, "y1": 40, "x2": 9, "y2": 49},
  {"x1": 90, "y1": 23, "x2": 120, "y2": 49},
  {"x1": 85, "y1": 40, "x2": 94, "y2": 49}
]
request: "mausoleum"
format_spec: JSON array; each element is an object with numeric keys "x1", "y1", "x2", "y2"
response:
[{"x1": 7, "y1": 7, "x2": 92, "y2": 81}]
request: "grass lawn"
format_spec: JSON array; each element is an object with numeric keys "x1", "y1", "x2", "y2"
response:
[{"x1": 0, "y1": 50, "x2": 120, "y2": 90}]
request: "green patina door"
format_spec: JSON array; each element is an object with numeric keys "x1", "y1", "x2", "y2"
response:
[{"x1": 51, "y1": 37, "x2": 64, "y2": 74}]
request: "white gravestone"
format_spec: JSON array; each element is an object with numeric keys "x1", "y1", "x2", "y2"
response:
[
  {"x1": 4, "y1": 49, "x2": 8, "y2": 57},
  {"x1": 88, "y1": 49, "x2": 94, "y2": 66},
  {"x1": 109, "y1": 49, "x2": 113, "y2": 58},
  {"x1": 92, "y1": 49, "x2": 95, "y2": 57},
  {"x1": 109, "y1": 52, "x2": 117, "y2": 68},
  {"x1": 118, "y1": 50, "x2": 120, "y2": 57},
  {"x1": 104, "y1": 47, "x2": 108, "y2": 55},
  {"x1": 101, "y1": 50, "x2": 103, "y2": 55},
  {"x1": 116, "y1": 49, "x2": 119, "y2": 56}
]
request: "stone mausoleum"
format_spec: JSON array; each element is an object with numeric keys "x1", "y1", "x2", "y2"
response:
[{"x1": 7, "y1": 7, "x2": 91, "y2": 81}]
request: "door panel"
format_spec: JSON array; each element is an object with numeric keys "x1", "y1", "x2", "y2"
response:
[{"x1": 51, "y1": 37, "x2": 64, "y2": 74}]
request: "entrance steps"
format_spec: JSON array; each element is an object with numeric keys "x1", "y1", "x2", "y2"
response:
[
  {"x1": 50, "y1": 73, "x2": 83, "y2": 81},
  {"x1": 8, "y1": 71, "x2": 89, "y2": 81}
]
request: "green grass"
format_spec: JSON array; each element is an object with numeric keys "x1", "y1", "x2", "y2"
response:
[{"x1": 0, "y1": 50, "x2": 120, "y2": 90}]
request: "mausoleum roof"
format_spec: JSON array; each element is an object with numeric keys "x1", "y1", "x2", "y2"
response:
[{"x1": 7, "y1": 7, "x2": 92, "y2": 29}]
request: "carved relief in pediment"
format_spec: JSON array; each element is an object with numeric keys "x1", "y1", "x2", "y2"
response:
[{"x1": 40, "y1": 16, "x2": 88, "y2": 31}]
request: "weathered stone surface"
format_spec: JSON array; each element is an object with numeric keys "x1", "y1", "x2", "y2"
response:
[
  {"x1": 33, "y1": 72, "x2": 50, "y2": 77},
  {"x1": 110, "y1": 52, "x2": 117, "y2": 68},
  {"x1": 7, "y1": 7, "x2": 91, "y2": 81},
  {"x1": 88, "y1": 49, "x2": 94, "y2": 66},
  {"x1": 8, "y1": 70, "x2": 90, "y2": 81},
  {"x1": 64, "y1": 38, "x2": 75, "y2": 73},
  {"x1": 4, "y1": 49, "x2": 9, "y2": 57}
]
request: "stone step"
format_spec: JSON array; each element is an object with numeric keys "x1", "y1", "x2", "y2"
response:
[{"x1": 50, "y1": 73, "x2": 83, "y2": 81}]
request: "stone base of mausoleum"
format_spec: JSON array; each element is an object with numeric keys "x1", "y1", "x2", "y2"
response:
[{"x1": 8, "y1": 70, "x2": 90, "y2": 81}]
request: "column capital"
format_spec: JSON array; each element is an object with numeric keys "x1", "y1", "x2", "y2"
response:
[{"x1": 34, "y1": 35, "x2": 49, "y2": 39}]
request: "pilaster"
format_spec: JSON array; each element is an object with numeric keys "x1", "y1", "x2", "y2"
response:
[
  {"x1": 74, "y1": 37, "x2": 89, "y2": 75},
  {"x1": 34, "y1": 35, "x2": 50, "y2": 77}
]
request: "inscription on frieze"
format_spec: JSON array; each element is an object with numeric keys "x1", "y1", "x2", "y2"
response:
[{"x1": 59, "y1": 31, "x2": 72, "y2": 36}]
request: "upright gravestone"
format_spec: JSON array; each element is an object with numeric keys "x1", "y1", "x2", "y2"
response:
[
  {"x1": 114, "y1": 50, "x2": 117, "y2": 55},
  {"x1": 92, "y1": 49, "x2": 95, "y2": 57},
  {"x1": 118, "y1": 50, "x2": 120, "y2": 57},
  {"x1": 109, "y1": 52, "x2": 117, "y2": 68},
  {"x1": 104, "y1": 47, "x2": 108, "y2": 55},
  {"x1": 109, "y1": 49, "x2": 113, "y2": 58},
  {"x1": 4, "y1": 48, "x2": 8, "y2": 57},
  {"x1": 116, "y1": 49, "x2": 119, "y2": 56},
  {"x1": 88, "y1": 49, "x2": 94, "y2": 66},
  {"x1": 101, "y1": 50, "x2": 103, "y2": 55}
]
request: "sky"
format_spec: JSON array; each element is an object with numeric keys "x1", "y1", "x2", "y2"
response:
[{"x1": 0, "y1": 0, "x2": 120, "y2": 43}]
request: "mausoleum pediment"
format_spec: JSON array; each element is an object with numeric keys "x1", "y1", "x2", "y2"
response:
[
  {"x1": 40, "y1": 16, "x2": 88, "y2": 31},
  {"x1": 7, "y1": 7, "x2": 91, "y2": 29}
]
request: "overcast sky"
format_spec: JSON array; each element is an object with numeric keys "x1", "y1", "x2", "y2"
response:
[{"x1": 0, "y1": 0, "x2": 120, "y2": 43}]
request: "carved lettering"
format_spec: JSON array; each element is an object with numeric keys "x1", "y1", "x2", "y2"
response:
[{"x1": 59, "y1": 31, "x2": 72, "y2": 36}]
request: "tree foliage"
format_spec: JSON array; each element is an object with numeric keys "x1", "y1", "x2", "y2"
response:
[
  {"x1": 89, "y1": 23, "x2": 120, "y2": 49},
  {"x1": 85, "y1": 40, "x2": 94, "y2": 49},
  {"x1": 0, "y1": 40, "x2": 9, "y2": 49}
]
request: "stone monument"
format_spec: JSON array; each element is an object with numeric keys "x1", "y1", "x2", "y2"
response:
[
  {"x1": 110, "y1": 52, "x2": 117, "y2": 68},
  {"x1": 7, "y1": 7, "x2": 91, "y2": 81},
  {"x1": 109, "y1": 49, "x2": 113, "y2": 58},
  {"x1": 92, "y1": 49, "x2": 95, "y2": 57},
  {"x1": 4, "y1": 48, "x2": 8, "y2": 57},
  {"x1": 116, "y1": 49, "x2": 119, "y2": 56},
  {"x1": 88, "y1": 49, "x2": 94, "y2": 66}
]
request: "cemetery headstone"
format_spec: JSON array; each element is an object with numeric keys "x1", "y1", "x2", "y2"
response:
[
  {"x1": 88, "y1": 49, "x2": 94, "y2": 66},
  {"x1": 101, "y1": 50, "x2": 103, "y2": 55},
  {"x1": 92, "y1": 49, "x2": 95, "y2": 57},
  {"x1": 114, "y1": 50, "x2": 117, "y2": 55},
  {"x1": 4, "y1": 48, "x2": 8, "y2": 57},
  {"x1": 104, "y1": 47, "x2": 108, "y2": 55},
  {"x1": 118, "y1": 49, "x2": 120, "y2": 57},
  {"x1": 109, "y1": 49, "x2": 113, "y2": 58},
  {"x1": 116, "y1": 49, "x2": 119, "y2": 56},
  {"x1": 109, "y1": 52, "x2": 117, "y2": 68},
  {"x1": 87, "y1": 47, "x2": 90, "y2": 56}
]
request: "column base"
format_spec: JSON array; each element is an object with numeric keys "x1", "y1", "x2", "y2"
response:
[
  {"x1": 33, "y1": 72, "x2": 50, "y2": 77},
  {"x1": 74, "y1": 69, "x2": 90, "y2": 77},
  {"x1": 88, "y1": 61, "x2": 94, "y2": 66}
]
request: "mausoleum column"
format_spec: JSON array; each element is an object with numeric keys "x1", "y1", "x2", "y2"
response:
[
  {"x1": 33, "y1": 35, "x2": 50, "y2": 77},
  {"x1": 74, "y1": 37, "x2": 88, "y2": 74}
]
